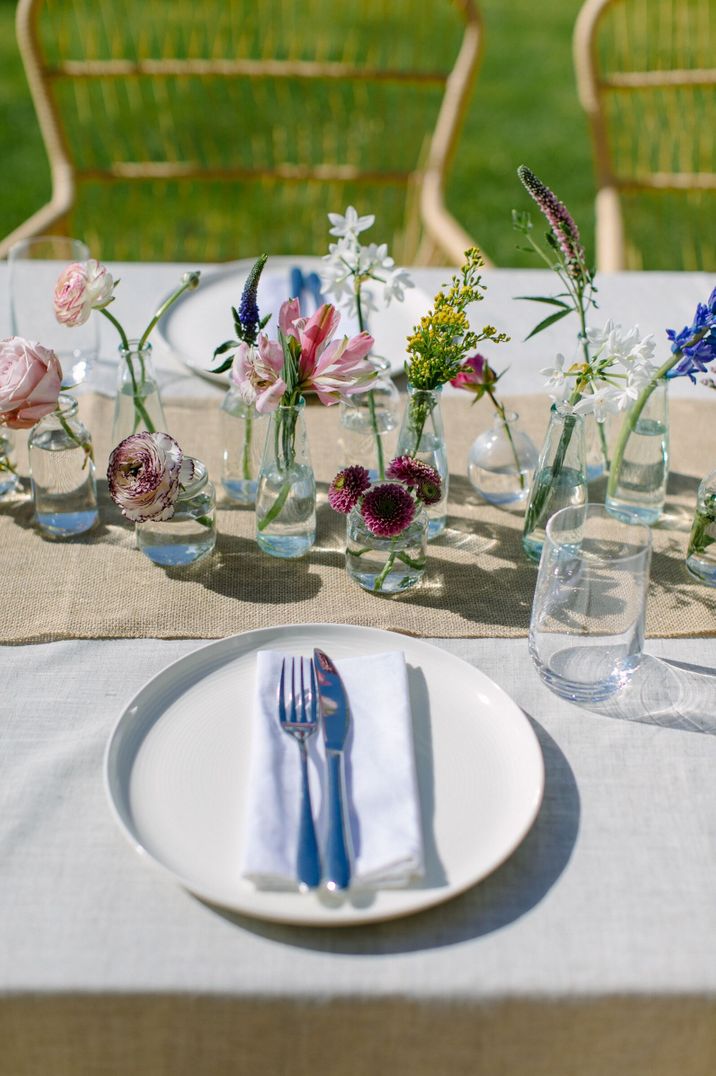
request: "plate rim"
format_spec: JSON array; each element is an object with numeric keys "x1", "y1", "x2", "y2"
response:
[
  {"x1": 155, "y1": 256, "x2": 424, "y2": 385},
  {"x1": 103, "y1": 623, "x2": 545, "y2": 927}
]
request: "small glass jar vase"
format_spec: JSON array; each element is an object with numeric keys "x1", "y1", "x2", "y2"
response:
[
  {"x1": 28, "y1": 392, "x2": 98, "y2": 538},
  {"x1": 606, "y1": 380, "x2": 669, "y2": 524},
  {"x1": 686, "y1": 469, "x2": 716, "y2": 586},
  {"x1": 339, "y1": 357, "x2": 400, "y2": 481},
  {"x1": 135, "y1": 458, "x2": 216, "y2": 566},
  {"x1": 522, "y1": 405, "x2": 587, "y2": 563},
  {"x1": 467, "y1": 410, "x2": 538, "y2": 506},
  {"x1": 220, "y1": 387, "x2": 268, "y2": 505},
  {"x1": 112, "y1": 339, "x2": 167, "y2": 446},
  {"x1": 0, "y1": 429, "x2": 20, "y2": 498},
  {"x1": 396, "y1": 384, "x2": 448, "y2": 538},
  {"x1": 256, "y1": 398, "x2": 316, "y2": 558},
  {"x1": 346, "y1": 496, "x2": 428, "y2": 594}
]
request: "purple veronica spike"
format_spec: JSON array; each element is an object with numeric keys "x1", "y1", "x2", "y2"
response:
[{"x1": 518, "y1": 165, "x2": 586, "y2": 280}]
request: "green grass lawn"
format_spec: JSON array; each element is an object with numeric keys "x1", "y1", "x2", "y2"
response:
[{"x1": 0, "y1": 0, "x2": 594, "y2": 266}]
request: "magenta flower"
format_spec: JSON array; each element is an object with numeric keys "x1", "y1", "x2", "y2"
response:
[
  {"x1": 107, "y1": 431, "x2": 194, "y2": 523},
  {"x1": 329, "y1": 465, "x2": 371, "y2": 513},
  {"x1": 450, "y1": 353, "x2": 498, "y2": 397},
  {"x1": 360, "y1": 482, "x2": 416, "y2": 537},
  {"x1": 386, "y1": 456, "x2": 441, "y2": 505},
  {"x1": 278, "y1": 299, "x2": 375, "y2": 405}
]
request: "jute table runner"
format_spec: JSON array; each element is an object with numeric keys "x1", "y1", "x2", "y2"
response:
[{"x1": 1, "y1": 393, "x2": 714, "y2": 643}]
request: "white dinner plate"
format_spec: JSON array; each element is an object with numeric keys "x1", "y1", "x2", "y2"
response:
[
  {"x1": 104, "y1": 624, "x2": 544, "y2": 926},
  {"x1": 156, "y1": 257, "x2": 431, "y2": 384}
]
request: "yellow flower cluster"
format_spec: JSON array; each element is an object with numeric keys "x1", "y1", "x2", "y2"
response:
[{"x1": 405, "y1": 248, "x2": 509, "y2": 390}]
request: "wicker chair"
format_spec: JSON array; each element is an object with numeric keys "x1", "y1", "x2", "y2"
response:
[
  {"x1": 574, "y1": 0, "x2": 716, "y2": 271},
  {"x1": 1, "y1": 0, "x2": 484, "y2": 265}
]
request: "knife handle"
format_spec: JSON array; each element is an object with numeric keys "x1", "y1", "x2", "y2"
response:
[{"x1": 325, "y1": 749, "x2": 351, "y2": 891}]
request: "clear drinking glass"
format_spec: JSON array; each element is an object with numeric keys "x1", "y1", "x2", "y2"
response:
[
  {"x1": 9, "y1": 236, "x2": 99, "y2": 385},
  {"x1": 529, "y1": 503, "x2": 652, "y2": 702}
]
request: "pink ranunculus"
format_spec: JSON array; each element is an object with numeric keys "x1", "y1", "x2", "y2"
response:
[
  {"x1": 277, "y1": 299, "x2": 375, "y2": 405},
  {"x1": 0, "y1": 336, "x2": 63, "y2": 429},
  {"x1": 54, "y1": 259, "x2": 115, "y2": 328},
  {"x1": 229, "y1": 336, "x2": 286, "y2": 413},
  {"x1": 107, "y1": 431, "x2": 194, "y2": 523}
]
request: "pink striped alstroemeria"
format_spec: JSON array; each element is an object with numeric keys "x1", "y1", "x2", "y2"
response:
[{"x1": 278, "y1": 299, "x2": 374, "y2": 405}]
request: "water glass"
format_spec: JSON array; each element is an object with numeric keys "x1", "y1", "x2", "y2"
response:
[
  {"x1": 529, "y1": 504, "x2": 652, "y2": 702},
  {"x1": 9, "y1": 236, "x2": 99, "y2": 385}
]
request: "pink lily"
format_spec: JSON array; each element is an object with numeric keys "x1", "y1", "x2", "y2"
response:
[{"x1": 277, "y1": 299, "x2": 375, "y2": 405}]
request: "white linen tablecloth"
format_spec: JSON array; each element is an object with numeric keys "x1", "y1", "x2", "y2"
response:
[{"x1": 1, "y1": 264, "x2": 715, "y2": 1075}]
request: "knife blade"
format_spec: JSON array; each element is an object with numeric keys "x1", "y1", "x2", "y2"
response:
[{"x1": 313, "y1": 648, "x2": 352, "y2": 890}]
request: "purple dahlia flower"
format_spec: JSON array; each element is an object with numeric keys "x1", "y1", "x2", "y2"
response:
[
  {"x1": 360, "y1": 481, "x2": 416, "y2": 537},
  {"x1": 328, "y1": 464, "x2": 371, "y2": 513},
  {"x1": 386, "y1": 456, "x2": 442, "y2": 505}
]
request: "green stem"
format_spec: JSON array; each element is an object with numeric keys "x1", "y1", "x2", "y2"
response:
[
  {"x1": 242, "y1": 411, "x2": 253, "y2": 481},
  {"x1": 138, "y1": 271, "x2": 200, "y2": 350},
  {"x1": 374, "y1": 547, "x2": 398, "y2": 591},
  {"x1": 395, "y1": 550, "x2": 426, "y2": 570},
  {"x1": 257, "y1": 479, "x2": 291, "y2": 531},
  {"x1": 0, "y1": 450, "x2": 17, "y2": 475},
  {"x1": 523, "y1": 382, "x2": 584, "y2": 537},
  {"x1": 99, "y1": 306, "x2": 129, "y2": 351},
  {"x1": 489, "y1": 392, "x2": 525, "y2": 490},
  {"x1": 356, "y1": 287, "x2": 385, "y2": 479},
  {"x1": 57, "y1": 411, "x2": 94, "y2": 469}
]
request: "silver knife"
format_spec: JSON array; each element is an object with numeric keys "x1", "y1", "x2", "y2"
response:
[{"x1": 313, "y1": 648, "x2": 352, "y2": 891}]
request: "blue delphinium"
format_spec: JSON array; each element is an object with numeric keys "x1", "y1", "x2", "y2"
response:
[{"x1": 665, "y1": 287, "x2": 716, "y2": 382}]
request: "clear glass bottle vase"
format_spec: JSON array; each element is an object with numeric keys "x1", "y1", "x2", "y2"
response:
[
  {"x1": 606, "y1": 380, "x2": 669, "y2": 525},
  {"x1": 28, "y1": 392, "x2": 98, "y2": 537},
  {"x1": 396, "y1": 384, "x2": 448, "y2": 538},
  {"x1": 0, "y1": 428, "x2": 20, "y2": 498},
  {"x1": 339, "y1": 357, "x2": 400, "y2": 480},
  {"x1": 220, "y1": 388, "x2": 268, "y2": 505},
  {"x1": 686, "y1": 468, "x2": 716, "y2": 586},
  {"x1": 467, "y1": 409, "x2": 538, "y2": 506},
  {"x1": 112, "y1": 339, "x2": 167, "y2": 447},
  {"x1": 136, "y1": 458, "x2": 216, "y2": 566},
  {"x1": 522, "y1": 405, "x2": 587, "y2": 563},
  {"x1": 256, "y1": 398, "x2": 316, "y2": 558}
]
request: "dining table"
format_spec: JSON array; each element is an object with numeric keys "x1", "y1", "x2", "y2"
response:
[{"x1": 1, "y1": 258, "x2": 715, "y2": 1076}]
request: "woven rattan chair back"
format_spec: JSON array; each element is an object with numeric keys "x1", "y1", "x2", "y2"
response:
[
  {"x1": 574, "y1": 0, "x2": 715, "y2": 271},
  {"x1": 1, "y1": 0, "x2": 483, "y2": 265}
]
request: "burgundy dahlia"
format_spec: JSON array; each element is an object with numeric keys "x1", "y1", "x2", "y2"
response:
[
  {"x1": 360, "y1": 482, "x2": 416, "y2": 537},
  {"x1": 386, "y1": 456, "x2": 441, "y2": 505},
  {"x1": 328, "y1": 464, "x2": 371, "y2": 513}
]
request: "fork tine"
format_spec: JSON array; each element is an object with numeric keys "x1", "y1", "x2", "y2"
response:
[
  {"x1": 290, "y1": 657, "x2": 298, "y2": 724},
  {"x1": 299, "y1": 658, "x2": 306, "y2": 723},
  {"x1": 309, "y1": 660, "x2": 317, "y2": 724},
  {"x1": 278, "y1": 658, "x2": 286, "y2": 723}
]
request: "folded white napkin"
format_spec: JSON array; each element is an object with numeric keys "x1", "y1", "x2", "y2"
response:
[{"x1": 241, "y1": 649, "x2": 424, "y2": 890}]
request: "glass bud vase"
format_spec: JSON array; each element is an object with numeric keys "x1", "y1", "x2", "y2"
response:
[
  {"x1": 606, "y1": 380, "x2": 669, "y2": 525},
  {"x1": 686, "y1": 469, "x2": 716, "y2": 586},
  {"x1": 256, "y1": 398, "x2": 316, "y2": 558},
  {"x1": 112, "y1": 340, "x2": 167, "y2": 447},
  {"x1": 396, "y1": 384, "x2": 448, "y2": 538},
  {"x1": 28, "y1": 392, "x2": 98, "y2": 537},
  {"x1": 522, "y1": 406, "x2": 587, "y2": 563},
  {"x1": 346, "y1": 495, "x2": 428, "y2": 594},
  {"x1": 467, "y1": 410, "x2": 538, "y2": 506},
  {"x1": 220, "y1": 387, "x2": 268, "y2": 505},
  {"x1": 0, "y1": 428, "x2": 20, "y2": 498},
  {"x1": 339, "y1": 357, "x2": 400, "y2": 481},
  {"x1": 135, "y1": 458, "x2": 216, "y2": 566}
]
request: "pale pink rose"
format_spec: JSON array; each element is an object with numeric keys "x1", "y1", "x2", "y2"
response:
[
  {"x1": 54, "y1": 259, "x2": 115, "y2": 327},
  {"x1": 107, "y1": 431, "x2": 194, "y2": 523},
  {"x1": 0, "y1": 336, "x2": 63, "y2": 429},
  {"x1": 229, "y1": 336, "x2": 286, "y2": 413}
]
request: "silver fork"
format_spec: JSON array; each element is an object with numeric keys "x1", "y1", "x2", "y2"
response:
[{"x1": 278, "y1": 657, "x2": 321, "y2": 890}]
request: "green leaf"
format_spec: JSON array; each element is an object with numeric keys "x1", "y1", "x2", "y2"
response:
[
  {"x1": 524, "y1": 307, "x2": 572, "y2": 340},
  {"x1": 514, "y1": 295, "x2": 572, "y2": 309},
  {"x1": 211, "y1": 356, "x2": 234, "y2": 374},
  {"x1": 213, "y1": 339, "x2": 238, "y2": 357},
  {"x1": 259, "y1": 313, "x2": 271, "y2": 329}
]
